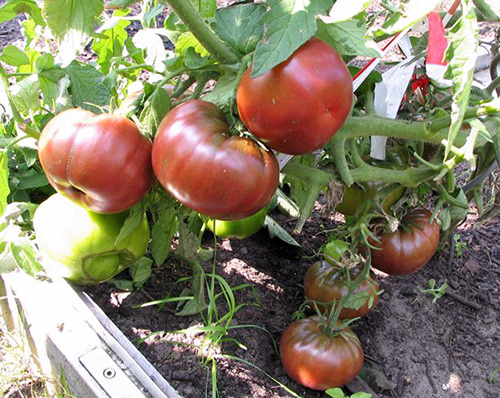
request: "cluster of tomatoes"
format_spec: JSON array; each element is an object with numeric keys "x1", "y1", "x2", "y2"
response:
[
  {"x1": 280, "y1": 207, "x2": 440, "y2": 391},
  {"x1": 37, "y1": 36, "x2": 439, "y2": 391}
]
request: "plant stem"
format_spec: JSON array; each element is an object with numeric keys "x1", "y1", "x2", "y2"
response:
[
  {"x1": 282, "y1": 161, "x2": 333, "y2": 233},
  {"x1": 336, "y1": 102, "x2": 500, "y2": 146},
  {"x1": 165, "y1": 0, "x2": 240, "y2": 65}
]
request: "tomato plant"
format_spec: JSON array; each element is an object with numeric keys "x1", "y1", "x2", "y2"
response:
[
  {"x1": 280, "y1": 316, "x2": 364, "y2": 390},
  {"x1": 152, "y1": 99, "x2": 279, "y2": 220},
  {"x1": 38, "y1": 108, "x2": 153, "y2": 214},
  {"x1": 1, "y1": 0, "x2": 500, "y2": 395},
  {"x1": 304, "y1": 261, "x2": 380, "y2": 319},
  {"x1": 369, "y1": 208, "x2": 440, "y2": 275},
  {"x1": 204, "y1": 205, "x2": 267, "y2": 240},
  {"x1": 237, "y1": 37, "x2": 353, "y2": 155},
  {"x1": 33, "y1": 194, "x2": 149, "y2": 285}
]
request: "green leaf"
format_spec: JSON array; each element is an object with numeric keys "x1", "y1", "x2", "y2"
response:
[
  {"x1": 0, "y1": 151, "x2": 10, "y2": 217},
  {"x1": 322, "y1": 0, "x2": 372, "y2": 23},
  {"x1": 22, "y1": 17, "x2": 38, "y2": 47},
  {"x1": 152, "y1": 206, "x2": 178, "y2": 266},
  {"x1": 343, "y1": 290, "x2": 370, "y2": 309},
  {"x1": 115, "y1": 204, "x2": 145, "y2": 246},
  {"x1": 144, "y1": 3, "x2": 164, "y2": 26},
  {"x1": 17, "y1": 171, "x2": 49, "y2": 190},
  {"x1": 325, "y1": 388, "x2": 345, "y2": 398},
  {"x1": 10, "y1": 241, "x2": 43, "y2": 277},
  {"x1": 35, "y1": 52, "x2": 54, "y2": 71},
  {"x1": 139, "y1": 85, "x2": 171, "y2": 137},
  {"x1": 263, "y1": 215, "x2": 301, "y2": 247},
  {"x1": 11, "y1": 75, "x2": 41, "y2": 114},
  {"x1": 177, "y1": 217, "x2": 200, "y2": 260},
  {"x1": 175, "y1": 31, "x2": 210, "y2": 58},
  {"x1": 202, "y1": 73, "x2": 238, "y2": 108},
  {"x1": 212, "y1": 3, "x2": 266, "y2": 55},
  {"x1": 190, "y1": 0, "x2": 216, "y2": 18},
  {"x1": 64, "y1": 60, "x2": 111, "y2": 113},
  {"x1": 129, "y1": 257, "x2": 153, "y2": 288},
  {"x1": 283, "y1": 154, "x2": 315, "y2": 209},
  {"x1": 92, "y1": 15, "x2": 130, "y2": 74},
  {"x1": 107, "y1": 278, "x2": 135, "y2": 291},
  {"x1": 0, "y1": 0, "x2": 45, "y2": 25},
  {"x1": 251, "y1": 0, "x2": 333, "y2": 78},
  {"x1": 0, "y1": 45, "x2": 30, "y2": 66},
  {"x1": 38, "y1": 67, "x2": 68, "y2": 108},
  {"x1": 43, "y1": 0, "x2": 103, "y2": 62},
  {"x1": 107, "y1": 0, "x2": 140, "y2": 9},
  {"x1": 443, "y1": 2, "x2": 478, "y2": 159},
  {"x1": 275, "y1": 189, "x2": 301, "y2": 218},
  {"x1": 176, "y1": 261, "x2": 206, "y2": 316},
  {"x1": 351, "y1": 393, "x2": 373, "y2": 398},
  {"x1": 316, "y1": 19, "x2": 381, "y2": 58},
  {"x1": 17, "y1": 49, "x2": 40, "y2": 74},
  {"x1": 439, "y1": 207, "x2": 451, "y2": 231},
  {"x1": 375, "y1": 0, "x2": 442, "y2": 35}
]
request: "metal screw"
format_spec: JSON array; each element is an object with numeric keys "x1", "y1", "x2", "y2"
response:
[{"x1": 103, "y1": 367, "x2": 116, "y2": 379}]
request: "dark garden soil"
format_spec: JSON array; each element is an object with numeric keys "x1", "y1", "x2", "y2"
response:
[{"x1": 86, "y1": 197, "x2": 500, "y2": 398}]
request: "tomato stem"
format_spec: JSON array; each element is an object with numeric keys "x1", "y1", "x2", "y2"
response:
[
  {"x1": 165, "y1": 0, "x2": 240, "y2": 65},
  {"x1": 282, "y1": 161, "x2": 333, "y2": 233}
]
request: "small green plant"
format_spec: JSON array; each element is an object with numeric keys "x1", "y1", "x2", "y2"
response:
[
  {"x1": 326, "y1": 387, "x2": 372, "y2": 398},
  {"x1": 453, "y1": 234, "x2": 467, "y2": 258},
  {"x1": 419, "y1": 279, "x2": 448, "y2": 304},
  {"x1": 489, "y1": 364, "x2": 500, "y2": 383}
]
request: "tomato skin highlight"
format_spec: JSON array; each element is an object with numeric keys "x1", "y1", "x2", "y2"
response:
[
  {"x1": 304, "y1": 261, "x2": 380, "y2": 319},
  {"x1": 280, "y1": 316, "x2": 364, "y2": 390},
  {"x1": 205, "y1": 205, "x2": 267, "y2": 239},
  {"x1": 33, "y1": 194, "x2": 150, "y2": 285},
  {"x1": 237, "y1": 37, "x2": 353, "y2": 155},
  {"x1": 38, "y1": 108, "x2": 153, "y2": 214},
  {"x1": 370, "y1": 208, "x2": 440, "y2": 275},
  {"x1": 152, "y1": 100, "x2": 279, "y2": 220}
]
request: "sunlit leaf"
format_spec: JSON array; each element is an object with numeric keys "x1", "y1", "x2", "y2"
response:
[
  {"x1": 92, "y1": 14, "x2": 130, "y2": 74},
  {"x1": 212, "y1": 3, "x2": 265, "y2": 55},
  {"x1": 251, "y1": 0, "x2": 333, "y2": 78},
  {"x1": 322, "y1": 0, "x2": 372, "y2": 23},
  {"x1": 43, "y1": 0, "x2": 103, "y2": 64},
  {"x1": 0, "y1": 151, "x2": 9, "y2": 217},
  {"x1": 0, "y1": 45, "x2": 30, "y2": 66},
  {"x1": 316, "y1": 19, "x2": 381, "y2": 57},
  {"x1": 443, "y1": 1, "x2": 478, "y2": 159},
  {"x1": 0, "y1": 0, "x2": 45, "y2": 25}
]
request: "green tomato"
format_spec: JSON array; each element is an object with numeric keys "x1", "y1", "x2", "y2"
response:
[
  {"x1": 33, "y1": 194, "x2": 150, "y2": 285},
  {"x1": 323, "y1": 240, "x2": 349, "y2": 264},
  {"x1": 336, "y1": 157, "x2": 406, "y2": 217},
  {"x1": 205, "y1": 206, "x2": 268, "y2": 239}
]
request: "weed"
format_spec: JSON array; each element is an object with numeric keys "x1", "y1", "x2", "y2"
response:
[
  {"x1": 489, "y1": 364, "x2": 500, "y2": 383},
  {"x1": 453, "y1": 234, "x2": 467, "y2": 258},
  {"x1": 326, "y1": 387, "x2": 372, "y2": 398},
  {"x1": 419, "y1": 279, "x2": 448, "y2": 304}
]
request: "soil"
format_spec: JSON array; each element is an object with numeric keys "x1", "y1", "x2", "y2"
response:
[{"x1": 87, "y1": 198, "x2": 500, "y2": 398}]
